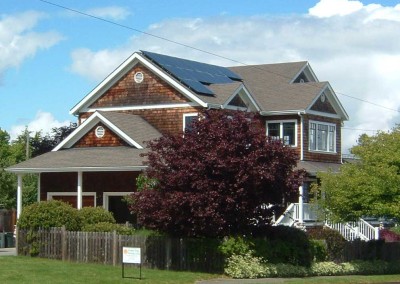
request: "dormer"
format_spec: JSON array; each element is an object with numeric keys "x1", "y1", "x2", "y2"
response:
[{"x1": 291, "y1": 62, "x2": 318, "y2": 83}]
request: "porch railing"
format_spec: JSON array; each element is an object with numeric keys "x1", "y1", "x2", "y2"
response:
[{"x1": 274, "y1": 203, "x2": 379, "y2": 241}]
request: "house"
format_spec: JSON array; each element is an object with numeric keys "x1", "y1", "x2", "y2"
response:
[{"x1": 7, "y1": 50, "x2": 348, "y2": 225}]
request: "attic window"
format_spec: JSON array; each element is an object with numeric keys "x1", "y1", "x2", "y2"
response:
[
  {"x1": 134, "y1": 72, "x2": 144, "y2": 83},
  {"x1": 95, "y1": 126, "x2": 105, "y2": 138}
]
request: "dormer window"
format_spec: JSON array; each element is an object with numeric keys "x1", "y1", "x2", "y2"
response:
[{"x1": 266, "y1": 120, "x2": 297, "y2": 146}]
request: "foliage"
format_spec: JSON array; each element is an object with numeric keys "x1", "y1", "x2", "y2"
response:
[
  {"x1": 307, "y1": 227, "x2": 346, "y2": 262},
  {"x1": 128, "y1": 109, "x2": 304, "y2": 237},
  {"x1": 316, "y1": 126, "x2": 400, "y2": 222},
  {"x1": 78, "y1": 206, "x2": 116, "y2": 227},
  {"x1": 218, "y1": 236, "x2": 253, "y2": 258},
  {"x1": 224, "y1": 258, "x2": 400, "y2": 279},
  {"x1": 81, "y1": 222, "x2": 135, "y2": 235},
  {"x1": 309, "y1": 239, "x2": 328, "y2": 262},
  {"x1": 381, "y1": 229, "x2": 400, "y2": 242},
  {"x1": 390, "y1": 226, "x2": 400, "y2": 234},
  {"x1": 253, "y1": 225, "x2": 312, "y2": 266},
  {"x1": 224, "y1": 252, "x2": 266, "y2": 279},
  {"x1": 17, "y1": 200, "x2": 81, "y2": 231}
]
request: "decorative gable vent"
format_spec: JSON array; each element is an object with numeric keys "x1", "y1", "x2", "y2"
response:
[
  {"x1": 95, "y1": 126, "x2": 105, "y2": 138},
  {"x1": 134, "y1": 72, "x2": 144, "y2": 83}
]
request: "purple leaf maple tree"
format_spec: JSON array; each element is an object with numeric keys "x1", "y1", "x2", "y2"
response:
[{"x1": 128, "y1": 110, "x2": 304, "y2": 237}]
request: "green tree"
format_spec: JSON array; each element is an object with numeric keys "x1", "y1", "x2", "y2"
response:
[{"x1": 316, "y1": 126, "x2": 400, "y2": 221}]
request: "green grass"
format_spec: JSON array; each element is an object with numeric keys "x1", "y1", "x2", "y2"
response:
[
  {"x1": 1, "y1": 256, "x2": 400, "y2": 283},
  {"x1": 0, "y1": 256, "x2": 220, "y2": 284}
]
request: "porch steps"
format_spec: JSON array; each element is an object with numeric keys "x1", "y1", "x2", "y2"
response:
[{"x1": 273, "y1": 203, "x2": 380, "y2": 241}]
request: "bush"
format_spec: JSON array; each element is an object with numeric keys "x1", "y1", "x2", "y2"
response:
[
  {"x1": 254, "y1": 226, "x2": 312, "y2": 267},
  {"x1": 380, "y1": 229, "x2": 400, "y2": 242},
  {"x1": 224, "y1": 252, "x2": 265, "y2": 279},
  {"x1": 17, "y1": 200, "x2": 81, "y2": 231},
  {"x1": 310, "y1": 261, "x2": 344, "y2": 276},
  {"x1": 79, "y1": 206, "x2": 116, "y2": 227},
  {"x1": 264, "y1": 263, "x2": 308, "y2": 278},
  {"x1": 218, "y1": 236, "x2": 253, "y2": 258},
  {"x1": 307, "y1": 227, "x2": 346, "y2": 262},
  {"x1": 82, "y1": 222, "x2": 135, "y2": 235},
  {"x1": 309, "y1": 239, "x2": 327, "y2": 262}
]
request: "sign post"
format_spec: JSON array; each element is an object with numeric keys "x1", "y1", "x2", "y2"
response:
[{"x1": 122, "y1": 247, "x2": 142, "y2": 279}]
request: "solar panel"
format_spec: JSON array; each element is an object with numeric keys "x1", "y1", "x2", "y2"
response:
[{"x1": 141, "y1": 50, "x2": 242, "y2": 95}]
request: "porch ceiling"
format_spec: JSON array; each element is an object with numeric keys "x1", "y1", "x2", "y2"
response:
[{"x1": 6, "y1": 146, "x2": 147, "y2": 173}]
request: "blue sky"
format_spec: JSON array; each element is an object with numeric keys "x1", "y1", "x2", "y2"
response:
[{"x1": 1, "y1": 0, "x2": 400, "y2": 153}]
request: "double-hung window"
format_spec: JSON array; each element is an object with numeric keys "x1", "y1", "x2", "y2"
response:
[
  {"x1": 266, "y1": 121, "x2": 297, "y2": 146},
  {"x1": 309, "y1": 121, "x2": 336, "y2": 152}
]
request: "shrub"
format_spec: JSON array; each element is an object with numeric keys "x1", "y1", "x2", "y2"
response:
[
  {"x1": 79, "y1": 206, "x2": 116, "y2": 227},
  {"x1": 310, "y1": 261, "x2": 344, "y2": 276},
  {"x1": 82, "y1": 222, "x2": 135, "y2": 235},
  {"x1": 17, "y1": 200, "x2": 81, "y2": 231},
  {"x1": 264, "y1": 263, "x2": 308, "y2": 278},
  {"x1": 380, "y1": 229, "x2": 400, "y2": 242},
  {"x1": 253, "y1": 226, "x2": 312, "y2": 267},
  {"x1": 218, "y1": 236, "x2": 253, "y2": 258},
  {"x1": 307, "y1": 227, "x2": 346, "y2": 262},
  {"x1": 309, "y1": 239, "x2": 327, "y2": 262},
  {"x1": 224, "y1": 252, "x2": 265, "y2": 279}
]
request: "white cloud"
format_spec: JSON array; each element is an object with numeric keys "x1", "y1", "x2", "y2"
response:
[
  {"x1": 0, "y1": 11, "x2": 63, "y2": 77},
  {"x1": 10, "y1": 111, "x2": 71, "y2": 141},
  {"x1": 86, "y1": 6, "x2": 130, "y2": 21},
  {"x1": 309, "y1": 0, "x2": 363, "y2": 17},
  {"x1": 69, "y1": 0, "x2": 400, "y2": 153}
]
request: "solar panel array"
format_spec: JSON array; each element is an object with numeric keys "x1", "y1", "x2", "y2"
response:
[{"x1": 141, "y1": 50, "x2": 242, "y2": 95}]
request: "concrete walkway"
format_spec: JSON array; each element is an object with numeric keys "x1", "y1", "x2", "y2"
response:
[{"x1": 0, "y1": 248, "x2": 16, "y2": 256}]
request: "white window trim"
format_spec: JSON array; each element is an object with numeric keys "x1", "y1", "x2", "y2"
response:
[
  {"x1": 308, "y1": 120, "x2": 337, "y2": 153},
  {"x1": 103, "y1": 192, "x2": 133, "y2": 211},
  {"x1": 183, "y1": 113, "x2": 198, "y2": 132},
  {"x1": 47, "y1": 192, "x2": 97, "y2": 207},
  {"x1": 266, "y1": 120, "x2": 298, "y2": 147}
]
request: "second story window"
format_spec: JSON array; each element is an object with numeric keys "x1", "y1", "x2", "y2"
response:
[
  {"x1": 266, "y1": 121, "x2": 296, "y2": 146},
  {"x1": 309, "y1": 121, "x2": 336, "y2": 152},
  {"x1": 183, "y1": 113, "x2": 198, "y2": 133}
]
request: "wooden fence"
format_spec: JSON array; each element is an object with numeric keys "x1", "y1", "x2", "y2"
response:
[{"x1": 16, "y1": 227, "x2": 224, "y2": 272}]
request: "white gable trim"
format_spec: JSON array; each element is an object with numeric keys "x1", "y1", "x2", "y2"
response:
[
  {"x1": 223, "y1": 84, "x2": 261, "y2": 112},
  {"x1": 70, "y1": 52, "x2": 207, "y2": 115},
  {"x1": 53, "y1": 112, "x2": 143, "y2": 151},
  {"x1": 306, "y1": 83, "x2": 349, "y2": 121},
  {"x1": 85, "y1": 102, "x2": 199, "y2": 113},
  {"x1": 290, "y1": 62, "x2": 319, "y2": 83}
]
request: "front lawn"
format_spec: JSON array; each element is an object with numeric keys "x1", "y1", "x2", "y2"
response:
[{"x1": 0, "y1": 256, "x2": 220, "y2": 284}]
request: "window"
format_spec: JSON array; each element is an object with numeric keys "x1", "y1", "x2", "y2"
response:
[
  {"x1": 309, "y1": 121, "x2": 336, "y2": 152},
  {"x1": 266, "y1": 121, "x2": 296, "y2": 146},
  {"x1": 183, "y1": 113, "x2": 198, "y2": 133}
]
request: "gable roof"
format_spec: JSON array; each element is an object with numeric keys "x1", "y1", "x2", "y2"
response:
[
  {"x1": 229, "y1": 63, "x2": 348, "y2": 120},
  {"x1": 70, "y1": 51, "x2": 347, "y2": 120},
  {"x1": 54, "y1": 111, "x2": 162, "y2": 151}
]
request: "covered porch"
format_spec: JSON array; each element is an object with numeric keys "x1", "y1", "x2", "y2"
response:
[{"x1": 6, "y1": 146, "x2": 146, "y2": 223}]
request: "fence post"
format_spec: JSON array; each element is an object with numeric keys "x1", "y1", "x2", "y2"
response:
[
  {"x1": 112, "y1": 230, "x2": 117, "y2": 266},
  {"x1": 61, "y1": 226, "x2": 67, "y2": 261},
  {"x1": 165, "y1": 237, "x2": 171, "y2": 270},
  {"x1": 15, "y1": 225, "x2": 18, "y2": 256}
]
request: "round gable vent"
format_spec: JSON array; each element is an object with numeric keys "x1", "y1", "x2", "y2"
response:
[
  {"x1": 320, "y1": 93, "x2": 326, "y2": 102},
  {"x1": 134, "y1": 72, "x2": 144, "y2": 83},
  {"x1": 95, "y1": 126, "x2": 105, "y2": 138}
]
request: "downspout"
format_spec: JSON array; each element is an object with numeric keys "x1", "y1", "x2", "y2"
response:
[{"x1": 298, "y1": 112, "x2": 304, "y2": 161}]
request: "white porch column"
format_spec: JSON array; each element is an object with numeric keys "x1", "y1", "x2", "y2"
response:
[
  {"x1": 77, "y1": 171, "x2": 83, "y2": 210},
  {"x1": 17, "y1": 174, "x2": 23, "y2": 219},
  {"x1": 298, "y1": 185, "x2": 304, "y2": 224}
]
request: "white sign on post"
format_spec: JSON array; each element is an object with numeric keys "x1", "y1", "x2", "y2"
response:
[{"x1": 122, "y1": 247, "x2": 141, "y2": 264}]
